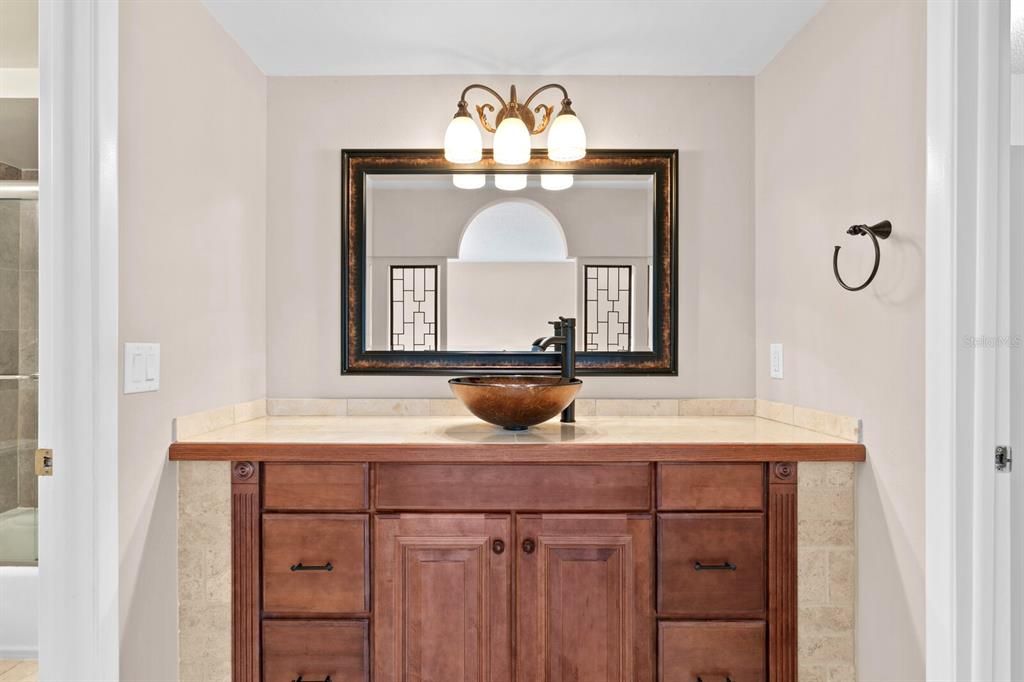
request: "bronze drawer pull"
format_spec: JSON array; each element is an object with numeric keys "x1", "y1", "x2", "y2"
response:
[
  {"x1": 694, "y1": 560, "x2": 736, "y2": 571},
  {"x1": 290, "y1": 562, "x2": 334, "y2": 572},
  {"x1": 695, "y1": 676, "x2": 732, "y2": 682},
  {"x1": 522, "y1": 538, "x2": 536, "y2": 554},
  {"x1": 293, "y1": 676, "x2": 332, "y2": 682},
  {"x1": 492, "y1": 539, "x2": 505, "y2": 554}
]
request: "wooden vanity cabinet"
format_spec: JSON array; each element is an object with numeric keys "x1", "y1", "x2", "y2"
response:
[{"x1": 228, "y1": 459, "x2": 800, "y2": 682}]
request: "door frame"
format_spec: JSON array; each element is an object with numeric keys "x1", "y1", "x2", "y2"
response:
[
  {"x1": 37, "y1": 1, "x2": 120, "y2": 679},
  {"x1": 925, "y1": 0, "x2": 1015, "y2": 679}
]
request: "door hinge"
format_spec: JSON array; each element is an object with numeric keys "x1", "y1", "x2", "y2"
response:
[
  {"x1": 995, "y1": 445, "x2": 1012, "y2": 473},
  {"x1": 35, "y1": 448, "x2": 53, "y2": 476}
]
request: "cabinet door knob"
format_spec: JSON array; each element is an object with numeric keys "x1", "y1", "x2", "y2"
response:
[
  {"x1": 492, "y1": 539, "x2": 505, "y2": 554},
  {"x1": 522, "y1": 538, "x2": 536, "y2": 554}
]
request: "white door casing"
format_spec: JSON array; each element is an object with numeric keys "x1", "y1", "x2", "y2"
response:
[
  {"x1": 37, "y1": 1, "x2": 120, "y2": 679},
  {"x1": 926, "y1": 0, "x2": 1019, "y2": 679}
]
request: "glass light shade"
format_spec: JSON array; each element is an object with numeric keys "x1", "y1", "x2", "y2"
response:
[
  {"x1": 444, "y1": 115, "x2": 483, "y2": 163},
  {"x1": 546, "y1": 113, "x2": 587, "y2": 161},
  {"x1": 494, "y1": 174, "x2": 527, "y2": 191},
  {"x1": 540, "y1": 174, "x2": 573, "y2": 191},
  {"x1": 493, "y1": 116, "x2": 532, "y2": 165},
  {"x1": 452, "y1": 174, "x2": 486, "y2": 190}
]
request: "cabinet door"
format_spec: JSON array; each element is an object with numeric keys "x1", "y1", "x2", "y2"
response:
[
  {"x1": 374, "y1": 514, "x2": 512, "y2": 682},
  {"x1": 516, "y1": 514, "x2": 654, "y2": 682}
]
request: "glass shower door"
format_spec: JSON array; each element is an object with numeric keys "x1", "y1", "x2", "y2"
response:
[{"x1": 0, "y1": 183, "x2": 39, "y2": 566}]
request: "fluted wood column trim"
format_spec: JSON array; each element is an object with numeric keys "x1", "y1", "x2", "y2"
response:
[
  {"x1": 768, "y1": 462, "x2": 797, "y2": 682},
  {"x1": 231, "y1": 462, "x2": 260, "y2": 682}
]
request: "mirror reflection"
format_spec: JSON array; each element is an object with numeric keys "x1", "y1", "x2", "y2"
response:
[{"x1": 364, "y1": 173, "x2": 654, "y2": 353}]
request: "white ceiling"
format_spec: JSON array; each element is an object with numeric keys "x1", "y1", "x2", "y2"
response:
[{"x1": 201, "y1": 0, "x2": 826, "y2": 77}]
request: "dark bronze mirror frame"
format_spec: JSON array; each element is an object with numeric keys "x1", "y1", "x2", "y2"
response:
[{"x1": 341, "y1": 148, "x2": 678, "y2": 375}]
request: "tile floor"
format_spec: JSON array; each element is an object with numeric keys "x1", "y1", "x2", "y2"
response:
[{"x1": 0, "y1": 661, "x2": 36, "y2": 682}]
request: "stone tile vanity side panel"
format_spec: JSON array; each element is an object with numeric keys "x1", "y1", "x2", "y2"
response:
[
  {"x1": 178, "y1": 461, "x2": 231, "y2": 682},
  {"x1": 798, "y1": 462, "x2": 856, "y2": 682}
]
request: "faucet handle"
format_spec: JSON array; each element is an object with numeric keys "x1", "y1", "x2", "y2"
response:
[{"x1": 558, "y1": 316, "x2": 576, "y2": 328}]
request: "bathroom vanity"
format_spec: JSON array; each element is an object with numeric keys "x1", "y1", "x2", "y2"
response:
[{"x1": 170, "y1": 415, "x2": 864, "y2": 682}]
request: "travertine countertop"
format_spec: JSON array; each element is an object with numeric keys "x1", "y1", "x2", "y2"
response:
[{"x1": 170, "y1": 415, "x2": 865, "y2": 462}]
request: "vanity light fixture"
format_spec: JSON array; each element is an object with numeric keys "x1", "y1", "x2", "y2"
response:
[
  {"x1": 443, "y1": 83, "x2": 587, "y2": 165},
  {"x1": 540, "y1": 174, "x2": 573, "y2": 191},
  {"x1": 452, "y1": 174, "x2": 486, "y2": 190},
  {"x1": 494, "y1": 174, "x2": 528, "y2": 191}
]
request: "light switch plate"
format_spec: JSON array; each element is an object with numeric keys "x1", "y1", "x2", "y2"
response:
[
  {"x1": 124, "y1": 343, "x2": 160, "y2": 394},
  {"x1": 769, "y1": 343, "x2": 784, "y2": 379}
]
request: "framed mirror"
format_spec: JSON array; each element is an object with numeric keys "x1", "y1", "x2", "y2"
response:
[{"x1": 342, "y1": 149, "x2": 677, "y2": 374}]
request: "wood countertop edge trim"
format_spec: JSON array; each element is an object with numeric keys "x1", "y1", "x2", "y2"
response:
[{"x1": 169, "y1": 441, "x2": 866, "y2": 462}]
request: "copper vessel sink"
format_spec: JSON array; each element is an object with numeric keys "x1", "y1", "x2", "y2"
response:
[{"x1": 449, "y1": 376, "x2": 582, "y2": 430}]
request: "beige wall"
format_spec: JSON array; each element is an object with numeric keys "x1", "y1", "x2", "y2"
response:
[
  {"x1": 754, "y1": 1, "x2": 926, "y2": 680},
  {"x1": 118, "y1": 1, "x2": 267, "y2": 679},
  {"x1": 266, "y1": 75, "x2": 755, "y2": 398}
]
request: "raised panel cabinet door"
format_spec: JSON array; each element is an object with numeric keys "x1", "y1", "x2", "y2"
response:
[
  {"x1": 516, "y1": 514, "x2": 654, "y2": 682},
  {"x1": 374, "y1": 514, "x2": 512, "y2": 682}
]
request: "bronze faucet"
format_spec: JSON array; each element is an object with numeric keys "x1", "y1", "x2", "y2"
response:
[{"x1": 531, "y1": 316, "x2": 577, "y2": 423}]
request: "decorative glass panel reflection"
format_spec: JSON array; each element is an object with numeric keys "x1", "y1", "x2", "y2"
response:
[
  {"x1": 585, "y1": 265, "x2": 632, "y2": 351},
  {"x1": 390, "y1": 265, "x2": 437, "y2": 351}
]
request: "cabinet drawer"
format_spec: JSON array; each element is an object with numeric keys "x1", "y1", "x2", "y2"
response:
[
  {"x1": 264, "y1": 463, "x2": 368, "y2": 511},
  {"x1": 658, "y1": 463, "x2": 763, "y2": 511},
  {"x1": 375, "y1": 463, "x2": 651, "y2": 510},
  {"x1": 263, "y1": 514, "x2": 369, "y2": 615},
  {"x1": 263, "y1": 620, "x2": 368, "y2": 682},
  {"x1": 659, "y1": 621, "x2": 765, "y2": 682},
  {"x1": 658, "y1": 513, "x2": 765, "y2": 617}
]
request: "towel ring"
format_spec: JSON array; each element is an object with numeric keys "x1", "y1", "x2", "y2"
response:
[{"x1": 833, "y1": 220, "x2": 891, "y2": 291}]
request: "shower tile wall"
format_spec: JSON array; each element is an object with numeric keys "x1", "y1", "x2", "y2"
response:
[{"x1": 0, "y1": 174, "x2": 38, "y2": 513}]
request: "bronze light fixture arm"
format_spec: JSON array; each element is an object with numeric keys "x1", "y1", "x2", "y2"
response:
[
  {"x1": 454, "y1": 82, "x2": 573, "y2": 135},
  {"x1": 523, "y1": 83, "x2": 571, "y2": 110},
  {"x1": 457, "y1": 83, "x2": 508, "y2": 111}
]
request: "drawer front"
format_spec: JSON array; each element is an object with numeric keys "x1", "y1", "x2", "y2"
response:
[
  {"x1": 658, "y1": 463, "x2": 763, "y2": 511},
  {"x1": 264, "y1": 463, "x2": 368, "y2": 511},
  {"x1": 375, "y1": 463, "x2": 651, "y2": 511},
  {"x1": 263, "y1": 514, "x2": 369, "y2": 615},
  {"x1": 263, "y1": 620, "x2": 368, "y2": 682},
  {"x1": 659, "y1": 621, "x2": 765, "y2": 682},
  {"x1": 658, "y1": 513, "x2": 765, "y2": 617}
]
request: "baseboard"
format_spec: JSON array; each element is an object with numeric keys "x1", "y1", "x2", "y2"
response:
[{"x1": 0, "y1": 648, "x2": 37, "y2": 659}]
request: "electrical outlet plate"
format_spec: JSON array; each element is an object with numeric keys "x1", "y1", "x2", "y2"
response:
[{"x1": 770, "y1": 343, "x2": 784, "y2": 379}]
